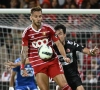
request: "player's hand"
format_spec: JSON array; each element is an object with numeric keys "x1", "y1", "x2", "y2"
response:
[
  {"x1": 21, "y1": 69, "x2": 28, "y2": 77},
  {"x1": 9, "y1": 87, "x2": 14, "y2": 90},
  {"x1": 90, "y1": 46, "x2": 99, "y2": 56},
  {"x1": 63, "y1": 57, "x2": 71, "y2": 63},
  {"x1": 4, "y1": 61, "x2": 17, "y2": 69}
]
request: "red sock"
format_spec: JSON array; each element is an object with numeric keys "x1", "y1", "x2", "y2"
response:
[{"x1": 62, "y1": 84, "x2": 72, "y2": 90}]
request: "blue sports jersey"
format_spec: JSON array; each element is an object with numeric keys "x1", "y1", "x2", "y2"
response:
[{"x1": 13, "y1": 58, "x2": 37, "y2": 89}]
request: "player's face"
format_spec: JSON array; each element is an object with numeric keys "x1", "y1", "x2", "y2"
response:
[
  {"x1": 30, "y1": 11, "x2": 42, "y2": 26},
  {"x1": 55, "y1": 29, "x2": 66, "y2": 43}
]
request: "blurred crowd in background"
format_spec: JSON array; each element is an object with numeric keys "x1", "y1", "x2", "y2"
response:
[{"x1": 0, "y1": 0, "x2": 100, "y2": 9}]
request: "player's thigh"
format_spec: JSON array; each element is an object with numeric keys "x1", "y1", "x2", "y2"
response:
[
  {"x1": 53, "y1": 74, "x2": 67, "y2": 88},
  {"x1": 35, "y1": 73, "x2": 49, "y2": 90},
  {"x1": 76, "y1": 85, "x2": 84, "y2": 90}
]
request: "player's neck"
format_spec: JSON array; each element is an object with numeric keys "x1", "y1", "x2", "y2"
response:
[
  {"x1": 62, "y1": 41, "x2": 65, "y2": 45},
  {"x1": 32, "y1": 24, "x2": 41, "y2": 31}
]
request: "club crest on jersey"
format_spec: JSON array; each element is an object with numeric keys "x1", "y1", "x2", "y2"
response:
[
  {"x1": 66, "y1": 49, "x2": 70, "y2": 52},
  {"x1": 31, "y1": 36, "x2": 34, "y2": 38},
  {"x1": 42, "y1": 32, "x2": 46, "y2": 36},
  {"x1": 27, "y1": 65, "x2": 30, "y2": 68}
]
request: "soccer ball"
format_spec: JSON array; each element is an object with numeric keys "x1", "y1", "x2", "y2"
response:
[{"x1": 38, "y1": 44, "x2": 53, "y2": 60}]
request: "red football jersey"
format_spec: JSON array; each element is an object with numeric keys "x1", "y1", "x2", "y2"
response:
[{"x1": 22, "y1": 23, "x2": 59, "y2": 68}]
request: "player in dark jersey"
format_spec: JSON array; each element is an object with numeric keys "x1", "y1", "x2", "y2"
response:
[
  {"x1": 53, "y1": 24, "x2": 99, "y2": 90},
  {"x1": 6, "y1": 58, "x2": 38, "y2": 90}
]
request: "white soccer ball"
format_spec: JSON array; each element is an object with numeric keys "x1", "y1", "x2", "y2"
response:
[{"x1": 38, "y1": 44, "x2": 53, "y2": 60}]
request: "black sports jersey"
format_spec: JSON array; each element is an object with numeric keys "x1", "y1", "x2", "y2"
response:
[{"x1": 53, "y1": 40, "x2": 85, "y2": 77}]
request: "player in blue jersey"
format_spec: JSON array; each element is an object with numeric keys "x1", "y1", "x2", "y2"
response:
[{"x1": 5, "y1": 58, "x2": 38, "y2": 90}]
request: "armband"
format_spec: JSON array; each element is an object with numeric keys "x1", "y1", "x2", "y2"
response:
[{"x1": 20, "y1": 64, "x2": 25, "y2": 69}]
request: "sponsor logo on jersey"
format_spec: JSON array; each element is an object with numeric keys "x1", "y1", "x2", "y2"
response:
[
  {"x1": 32, "y1": 38, "x2": 48, "y2": 48},
  {"x1": 42, "y1": 32, "x2": 46, "y2": 36},
  {"x1": 27, "y1": 65, "x2": 30, "y2": 68},
  {"x1": 67, "y1": 40, "x2": 73, "y2": 45},
  {"x1": 31, "y1": 36, "x2": 34, "y2": 38},
  {"x1": 66, "y1": 49, "x2": 70, "y2": 52}
]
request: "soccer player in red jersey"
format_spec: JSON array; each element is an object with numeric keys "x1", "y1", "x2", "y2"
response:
[{"x1": 20, "y1": 6, "x2": 72, "y2": 90}]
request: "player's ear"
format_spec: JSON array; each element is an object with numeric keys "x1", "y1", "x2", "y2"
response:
[
  {"x1": 64, "y1": 33, "x2": 67, "y2": 37},
  {"x1": 30, "y1": 16, "x2": 32, "y2": 21}
]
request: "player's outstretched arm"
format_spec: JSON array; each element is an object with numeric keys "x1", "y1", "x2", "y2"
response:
[
  {"x1": 9, "y1": 70, "x2": 16, "y2": 90},
  {"x1": 21, "y1": 46, "x2": 28, "y2": 65},
  {"x1": 4, "y1": 58, "x2": 29, "y2": 69},
  {"x1": 20, "y1": 46, "x2": 28, "y2": 77},
  {"x1": 5, "y1": 61, "x2": 21, "y2": 69},
  {"x1": 82, "y1": 46, "x2": 99, "y2": 56},
  {"x1": 55, "y1": 40, "x2": 70, "y2": 63}
]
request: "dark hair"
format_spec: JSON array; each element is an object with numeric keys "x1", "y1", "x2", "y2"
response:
[
  {"x1": 31, "y1": 6, "x2": 42, "y2": 14},
  {"x1": 54, "y1": 24, "x2": 66, "y2": 34},
  {"x1": 50, "y1": 0, "x2": 60, "y2": 8}
]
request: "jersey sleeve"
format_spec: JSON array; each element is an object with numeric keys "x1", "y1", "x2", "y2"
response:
[
  {"x1": 13, "y1": 66, "x2": 19, "y2": 72},
  {"x1": 22, "y1": 28, "x2": 28, "y2": 46},
  {"x1": 48, "y1": 25, "x2": 59, "y2": 42},
  {"x1": 67, "y1": 40, "x2": 85, "y2": 52},
  {"x1": 13, "y1": 58, "x2": 20, "y2": 72},
  {"x1": 53, "y1": 44, "x2": 60, "y2": 54},
  {"x1": 73, "y1": 41, "x2": 85, "y2": 52}
]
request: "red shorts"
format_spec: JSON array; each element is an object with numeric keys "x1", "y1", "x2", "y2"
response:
[{"x1": 32, "y1": 57, "x2": 64, "y2": 78}]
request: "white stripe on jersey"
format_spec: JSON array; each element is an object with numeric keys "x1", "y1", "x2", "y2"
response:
[
  {"x1": 31, "y1": 57, "x2": 58, "y2": 67},
  {"x1": 28, "y1": 31, "x2": 50, "y2": 36},
  {"x1": 30, "y1": 56, "x2": 58, "y2": 67},
  {"x1": 22, "y1": 25, "x2": 31, "y2": 37},
  {"x1": 29, "y1": 35, "x2": 46, "y2": 40},
  {"x1": 29, "y1": 46, "x2": 37, "y2": 49},
  {"x1": 29, "y1": 56, "x2": 39, "y2": 58},
  {"x1": 29, "y1": 59, "x2": 42, "y2": 63},
  {"x1": 32, "y1": 61, "x2": 48, "y2": 67},
  {"x1": 29, "y1": 52, "x2": 38, "y2": 54},
  {"x1": 43, "y1": 24, "x2": 55, "y2": 32},
  {"x1": 29, "y1": 48, "x2": 38, "y2": 50}
]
